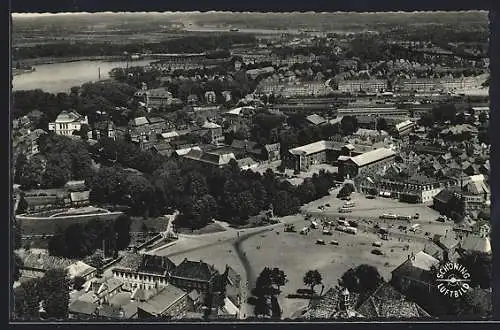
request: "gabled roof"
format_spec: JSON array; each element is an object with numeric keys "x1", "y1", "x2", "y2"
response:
[
  {"x1": 289, "y1": 140, "x2": 331, "y2": 156},
  {"x1": 20, "y1": 252, "x2": 73, "y2": 271},
  {"x1": 69, "y1": 300, "x2": 97, "y2": 315},
  {"x1": 432, "y1": 189, "x2": 454, "y2": 203},
  {"x1": 348, "y1": 148, "x2": 396, "y2": 167},
  {"x1": 131, "y1": 117, "x2": 149, "y2": 127},
  {"x1": 306, "y1": 114, "x2": 327, "y2": 126},
  {"x1": 66, "y1": 261, "x2": 96, "y2": 279},
  {"x1": 460, "y1": 236, "x2": 492, "y2": 254},
  {"x1": 138, "y1": 285, "x2": 188, "y2": 316},
  {"x1": 202, "y1": 122, "x2": 222, "y2": 129},
  {"x1": 137, "y1": 255, "x2": 176, "y2": 275},
  {"x1": 171, "y1": 259, "x2": 219, "y2": 282},
  {"x1": 56, "y1": 110, "x2": 84, "y2": 123},
  {"x1": 115, "y1": 252, "x2": 144, "y2": 271},
  {"x1": 356, "y1": 283, "x2": 430, "y2": 319}
]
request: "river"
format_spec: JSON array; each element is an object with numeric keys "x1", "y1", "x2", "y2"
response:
[{"x1": 12, "y1": 59, "x2": 154, "y2": 94}]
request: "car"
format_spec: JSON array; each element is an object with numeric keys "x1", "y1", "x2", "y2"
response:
[
  {"x1": 330, "y1": 240, "x2": 339, "y2": 246},
  {"x1": 424, "y1": 232, "x2": 430, "y2": 236},
  {"x1": 436, "y1": 217, "x2": 445, "y2": 222},
  {"x1": 373, "y1": 241, "x2": 383, "y2": 247},
  {"x1": 374, "y1": 224, "x2": 380, "y2": 229},
  {"x1": 366, "y1": 195, "x2": 376, "y2": 199},
  {"x1": 325, "y1": 203, "x2": 331, "y2": 207},
  {"x1": 371, "y1": 249, "x2": 384, "y2": 255},
  {"x1": 413, "y1": 213, "x2": 420, "y2": 219},
  {"x1": 316, "y1": 239, "x2": 326, "y2": 245},
  {"x1": 339, "y1": 216, "x2": 346, "y2": 221},
  {"x1": 322, "y1": 229, "x2": 333, "y2": 236},
  {"x1": 348, "y1": 220, "x2": 358, "y2": 227}
]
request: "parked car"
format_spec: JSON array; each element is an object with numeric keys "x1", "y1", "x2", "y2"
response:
[
  {"x1": 325, "y1": 203, "x2": 330, "y2": 207},
  {"x1": 339, "y1": 216, "x2": 346, "y2": 221},
  {"x1": 371, "y1": 249, "x2": 384, "y2": 255},
  {"x1": 373, "y1": 241, "x2": 383, "y2": 247},
  {"x1": 322, "y1": 229, "x2": 332, "y2": 236},
  {"x1": 398, "y1": 225, "x2": 406, "y2": 230},
  {"x1": 414, "y1": 213, "x2": 420, "y2": 219},
  {"x1": 348, "y1": 220, "x2": 358, "y2": 228},
  {"x1": 436, "y1": 217, "x2": 445, "y2": 222},
  {"x1": 316, "y1": 239, "x2": 326, "y2": 245},
  {"x1": 330, "y1": 240, "x2": 339, "y2": 246},
  {"x1": 366, "y1": 195, "x2": 376, "y2": 199}
]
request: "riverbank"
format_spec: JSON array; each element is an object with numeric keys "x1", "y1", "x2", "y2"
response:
[
  {"x1": 13, "y1": 55, "x2": 133, "y2": 67},
  {"x1": 12, "y1": 58, "x2": 154, "y2": 93},
  {"x1": 12, "y1": 68, "x2": 35, "y2": 76}
]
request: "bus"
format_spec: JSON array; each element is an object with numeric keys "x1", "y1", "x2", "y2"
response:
[
  {"x1": 397, "y1": 215, "x2": 412, "y2": 221},
  {"x1": 380, "y1": 213, "x2": 397, "y2": 220}
]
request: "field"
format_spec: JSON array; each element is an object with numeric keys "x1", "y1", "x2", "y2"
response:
[
  {"x1": 149, "y1": 189, "x2": 455, "y2": 318},
  {"x1": 239, "y1": 218, "x2": 426, "y2": 318}
]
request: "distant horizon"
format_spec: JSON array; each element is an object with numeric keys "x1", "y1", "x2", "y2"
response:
[{"x1": 12, "y1": 10, "x2": 488, "y2": 18}]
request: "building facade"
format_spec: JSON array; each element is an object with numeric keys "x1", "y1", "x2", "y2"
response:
[{"x1": 48, "y1": 111, "x2": 89, "y2": 136}]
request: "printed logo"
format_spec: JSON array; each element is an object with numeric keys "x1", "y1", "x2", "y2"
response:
[{"x1": 436, "y1": 262, "x2": 471, "y2": 298}]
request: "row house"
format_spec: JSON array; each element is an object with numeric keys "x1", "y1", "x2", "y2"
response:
[
  {"x1": 336, "y1": 79, "x2": 388, "y2": 94},
  {"x1": 112, "y1": 254, "x2": 176, "y2": 291},
  {"x1": 360, "y1": 175, "x2": 457, "y2": 203},
  {"x1": 256, "y1": 81, "x2": 334, "y2": 98},
  {"x1": 48, "y1": 110, "x2": 88, "y2": 136}
]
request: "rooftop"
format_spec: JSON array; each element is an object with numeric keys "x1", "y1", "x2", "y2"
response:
[
  {"x1": 356, "y1": 283, "x2": 430, "y2": 319},
  {"x1": 306, "y1": 114, "x2": 327, "y2": 126},
  {"x1": 137, "y1": 285, "x2": 187, "y2": 316},
  {"x1": 460, "y1": 236, "x2": 492, "y2": 254},
  {"x1": 348, "y1": 148, "x2": 396, "y2": 167},
  {"x1": 20, "y1": 252, "x2": 74, "y2": 271},
  {"x1": 289, "y1": 140, "x2": 331, "y2": 156},
  {"x1": 170, "y1": 259, "x2": 218, "y2": 282},
  {"x1": 131, "y1": 117, "x2": 149, "y2": 127},
  {"x1": 56, "y1": 110, "x2": 84, "y2": 123},
  {"x1": 66, "y1": 261, "x2": 96, "y2": 279}
]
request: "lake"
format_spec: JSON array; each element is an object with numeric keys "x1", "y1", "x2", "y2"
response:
[{"x1": 12, "y1": 59, "x2": 153, "y2": 94}]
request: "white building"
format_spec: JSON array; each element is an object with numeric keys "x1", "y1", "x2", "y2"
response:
[{"x1": 48, "y1": 110, "x2": 88, "y2": 136}]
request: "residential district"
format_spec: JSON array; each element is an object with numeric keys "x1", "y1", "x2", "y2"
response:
[{"x1": 11, "y1": 27, "x2": 492, "y2": 321}]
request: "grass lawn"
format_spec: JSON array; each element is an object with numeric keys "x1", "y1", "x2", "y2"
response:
[{"x1": 175, "y1": 222, "x2": 227, "y2": 235}]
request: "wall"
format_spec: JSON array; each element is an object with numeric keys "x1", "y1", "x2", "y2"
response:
[{"x1": 17, "y1": 212, "x2": 123, "y2": 235}]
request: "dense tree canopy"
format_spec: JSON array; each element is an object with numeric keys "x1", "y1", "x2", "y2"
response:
[{"x1": 339, "y1": 264, "x2": 385, "y2": 297}]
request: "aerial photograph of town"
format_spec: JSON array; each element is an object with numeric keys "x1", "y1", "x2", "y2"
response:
[{"x1": 10, "y1": 10, "x2": 493, "y2": 321}]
